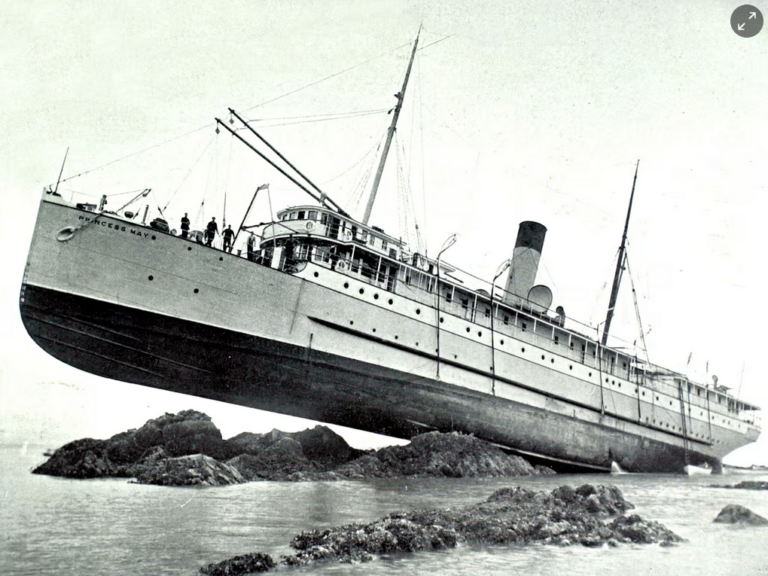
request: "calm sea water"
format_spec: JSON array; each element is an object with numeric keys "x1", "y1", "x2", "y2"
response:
[{"x1": 2, "y1": 444, "x2": 767, "y2": 576}]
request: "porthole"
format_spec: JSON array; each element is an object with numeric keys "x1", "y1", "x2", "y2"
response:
[
  {"x1": 388, "y1": 299, "x2": 394, "y2": 305},
  {"x1": 569, "y1": 365, "x2": 573, "y2": 370},
  {"x1": 541, "y1": 355, "x2": 545, "y2": 360},
  {"x1": 151, "y1": 235, "x2": 157, "y2": 240},
  {"x1": 415, "y1": 342, "x2": 419, "y2": 346},
  {"x1": 416, "y1": 308, "x2": 421, "y2": 315},
  {"x1": 589, "y1": 372, "x2": 592, "y2": 377},
  {"x1": 551, "y1": 358, "x2": 555, "y2": 364},
  {"x1": 187, "y1": 246, "x2": 192, "y2": 251},
  {"x1": 466, "y1": 327, "x2": 471, "y2": 333},
  {"x1": 344, "y1": 282, "x2": 349, "y2": 289},
  {"x1": 148, "y1": 275, "x2": 154, "y2": 281},
  {"x1": 314, "y1": 272, "x2": 319, "y2": 278},
  {"x1": 395, "y1": 335, "x2": 399, "y2": 340},
  {"x1": 440, "y1": 317, "x2": 444, "y2": 323},
  {"x1": 372, "y1": 328, "x2": 376, "y2": 333},
  {"x1": 478, "y1": 331, "x2": 482, "y2": 337},
  {"x1": 454, "y1": 354, "x2": 458, "y2": 359},
  {"x1": 219, "y1": 257, "x2": 223, "y2": 261},
  {"x1": 350, "y1": 321, "x2": 354, "y2": 326},
  {"x1": 522, "y1": 347, "x2": 526, "y2": 353},
  {"x1": 359, "y1": 288, "x2": 364, "y2": 295},
  {"x1": 500, "y1": 339, "x2": 504, "y2": 345},
  {"x1": 373, "y1": 293, "x2": 379, "y2": 299},
  {"x1": 193, "y1": 288, "x2": 199, "y2": 294}
]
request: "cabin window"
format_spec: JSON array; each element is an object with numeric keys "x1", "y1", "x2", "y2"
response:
[
  {"x1": 369, "y1": 235, "x2": 375, "y2": 246},
  {"x1": 321, "y1": 213, "x2": 328, "y2": 225},
  {"x1": 289, "y1": 212, "x2": 298, "y2": 220},
  {"x1": 280, "y1": 213, "x2": 288, "y2": 221},
  {"x1": 361, "y1": 230, "x2": 368, "y2": 243},
  {"x1": 389, "y1": 248, "x2": 397, "y2": 259},
  {"x1": 503, "y1": 315, "x2": 509, "y2": 325},
  {"x1": 554, "y1": 335, "x2": 559, "y2": 345},
  {"x1": 308, "y1": 210, "x2": 317, "y2": 221},
  {"x1": 485, "y1": 307, "x2": 491, "y2": 318},
  {"x1": 382, "y1": 240, "x2": 388, "y2": 251},
  {"x1": 405, "y1": 274, "x2": 412, "y2": 285},
  {"x1": 297, "y1": 211, "x2": 306, "y2": 220},
  {"x1": 521, "y1": 322, "x2": 527, "y2": 332}
]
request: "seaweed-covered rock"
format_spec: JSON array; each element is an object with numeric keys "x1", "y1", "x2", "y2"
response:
[
  {"x1": 332, "y1": 431, "x2": 537, "y2": 479},
  {"x1": 200, "y1": 553, "x2": 275, "y2": 575},
  {"x1": 32, "y1": 438, "x2": 119, "y2": 479},
  {"x1": 226, "y1": 437, "x2": 319, "y2": 481},
  {"x1": 713, "y1": 504, "x2": 768, "y2": 526},
  {"x1": 33, "y1": 411, "x2": 228, "y2": 479},
  {"x1": 205, "y1": 484, "x2": 679, "y2": 571},
  {"x1": 134, "y1": 454, "x2": 246, "y2": 487}
]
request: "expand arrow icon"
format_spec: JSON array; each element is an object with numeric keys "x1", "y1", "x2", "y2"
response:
[
  {"x1": 738, "y1": 22, "x2": 745, "y2": 30},
  {"x1": 750, "y1": 11, "x2": 757, "y2": 19}
]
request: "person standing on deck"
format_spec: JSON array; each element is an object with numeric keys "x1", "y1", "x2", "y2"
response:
[
  {"x1": 180, "y1": 213, "x2": 190, "y2": 239},
  {"x1": 222, "y1": 225, "x2": 234, "y2": 252},
  {"x1": 205, "y1": 217, "x2": 219, "y2": 247}
]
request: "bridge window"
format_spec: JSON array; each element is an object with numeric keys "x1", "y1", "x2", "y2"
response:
[
  {"x1": 297, "y1": 211, "x2": 306, "y2": 220},
  {"x1": 308, "y1": 210, "x2": 317, "y2": 221}
]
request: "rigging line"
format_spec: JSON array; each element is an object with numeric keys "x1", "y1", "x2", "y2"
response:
[
  {"x1": 321, "y1": 126, "x2": 389, "y2": 186},
  {"x1": 624, "y1": 253, "x2": 650, "y2": 364},
  {"x1": 222, "y1": 132, "x2": 234, "y2": 228},
  {"x1": 163, "y1": 134, "x2": 217, "y2": 212},
  {"x1": 241, "y1": 41, "x2": 414, "y2": 114},
  {"x1": 59, "y1": 124, "x2": 211, "y2": 185},
  {"x1": 251, "y1": 110, "x2": 388, "y2": 129},
  {"x1": 246, "y1": 108, "x2": 389, "y2": 123}
]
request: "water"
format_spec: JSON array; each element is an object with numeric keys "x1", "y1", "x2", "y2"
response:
[{"x1": 2, "y1": 445, "x2": 767, "y2": 575}]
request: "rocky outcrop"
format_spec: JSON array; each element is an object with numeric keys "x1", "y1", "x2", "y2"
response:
[
  {"x1": 713, "y1": 504, "x2": 768, "y2": 526},
  {"x1": 717, "y1": 481, "x2": 768, "y2": 491},
  {"x1": 134, "y1": 454, "x2": 245, "y2": 487},
  {"x1": 34, "y1": 412, "x2": 552, "y2": 486},
  {"x1": 200, "y1": 484, "x2": 680, "y2": 572},
  {"x1": 328, "y1": 431, "x2": 537, "y2": 479},
  {"x1": 33, "y1": 411, "x2": 227, "y2": 479},
  {"x1": 200, "y1": 553, "x2": 275, "y2": 575}
]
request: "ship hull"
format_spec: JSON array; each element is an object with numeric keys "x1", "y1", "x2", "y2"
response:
[
  {"x1": 19, "y1": 198, "x2": 759, "y2": 473},
  {"x1": 19, "y1": 283, "x2": 722, "y2": 473}
]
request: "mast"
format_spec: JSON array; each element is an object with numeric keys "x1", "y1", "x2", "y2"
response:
[
  {"x1": 601, "y1": 160, "x2": 639, "y2": 346},
  {"x1": 362, "y1": 27, "x2": 421, "y2": 225}
]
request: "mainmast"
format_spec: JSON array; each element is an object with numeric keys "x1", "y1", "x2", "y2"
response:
[
  {"x1": 601, "y1": 160, "x2": 640, "y2": 346},
  {"x1": 362, "y1": 27, "x2": 421, "y2": 225}
]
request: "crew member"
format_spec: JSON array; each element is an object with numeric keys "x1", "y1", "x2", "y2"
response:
[
  {"x1": 222, "y1": 225, "x2": 234, "y2": 252},
  {"x1": 180, "y1": 213, "x2": 190, "y2": 239},
  {"x1": 205, "y1": 217, "x2": 219, "y2": 247}
]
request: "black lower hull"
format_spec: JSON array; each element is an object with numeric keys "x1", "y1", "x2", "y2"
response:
[{"x1": 19, "y1": 283, "x2": 718, "y2": 473}]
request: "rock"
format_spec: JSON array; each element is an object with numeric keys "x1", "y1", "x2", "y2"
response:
[
  {"x1": 206, "y1": 484, "x2": 679, "y2": 571},
  {"x1": 332, "y1": 431, "x2": 540, "y2": 479},
  {"x1": 200, "y1": 553, "x2": 275, "y2": 575},
  {"x1": 713, "y1": 504, "x2": 768, "y2": 526},
  {"x1": 719, "y1": 481, "x2": 768, "y2": 491},
  {"x1": 133, "y1": 454, "x2": 246, "y2": 487},
  {"x1": 33, "y1": 411, "x2": 228, "y2": 479},
  {"x1": 226, "y1": 438, "x2": 319, "y2": 481}
]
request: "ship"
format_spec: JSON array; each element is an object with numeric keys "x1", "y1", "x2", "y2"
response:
[{"x1": 19, "y1": 32, "x2": 761, "y2": 473}]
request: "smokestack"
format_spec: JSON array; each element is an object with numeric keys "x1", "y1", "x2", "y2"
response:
[{"x1": 503, "y1": 221, "x2": 547, "y2": 306}]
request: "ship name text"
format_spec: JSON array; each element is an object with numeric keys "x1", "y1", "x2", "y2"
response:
[{"x1": 78, "y1": 216, "x2": 150, "y2": 238}]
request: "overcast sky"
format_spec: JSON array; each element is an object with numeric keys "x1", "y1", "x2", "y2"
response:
[{"x1": 1, "y1": 0, "x2": 766, "y2": 464}]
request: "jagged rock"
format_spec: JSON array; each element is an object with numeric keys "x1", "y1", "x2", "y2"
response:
[
  {"x1": 200, "y1": 553, "x2": 275, "y2": 575},
  {"x1": 134, "y1": 454, "x2": 246, "y2": 487},
  {"x1": 713, "y1": 504, "x2": 768, "y2": 526},
  {"x1": 331, "y1": 431, "x2": 537, "y2": 479},
  {"x1": 226, "y1": 438, "x2": 319, "y2": 481},
  {"x1": 205, "y1": 484, "x2": 678, "y2": 571},
  {"x1": 33, "y1": 411, "x2": 227, "y2": 479}
]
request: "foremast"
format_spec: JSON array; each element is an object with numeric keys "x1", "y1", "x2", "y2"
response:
[
  {"x1": 362, "y1": 27, "x2": 421, "y2": 225},
  {"x1": 601, "y1": 160, "x2": 639, "y2": 346}
]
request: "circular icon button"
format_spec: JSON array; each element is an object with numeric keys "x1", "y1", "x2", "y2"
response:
[{"x1": 731, "y1": 5, "x2": 763, "y2": 37}]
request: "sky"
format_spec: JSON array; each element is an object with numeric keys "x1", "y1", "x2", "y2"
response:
[{"x1": 1, "y1": 0, "x2": 766, "y2": 465}]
